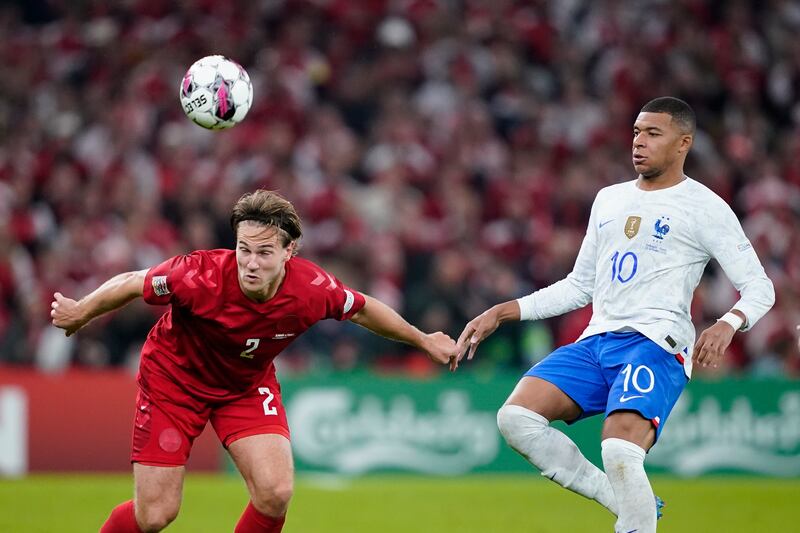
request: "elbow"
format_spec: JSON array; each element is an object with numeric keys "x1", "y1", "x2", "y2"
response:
[
  {"x1": 565, "y1": 277, "x2": 593, "y2": 306},
  {"x1": 571, "y1": 284, "x2": 594, "y2": 308},
  {"x1": 127, "y1": 269, "x2": 148, "y2": 297},
  {"x1": 765, "y1": 277, "x2": 776, "y2": 310}
]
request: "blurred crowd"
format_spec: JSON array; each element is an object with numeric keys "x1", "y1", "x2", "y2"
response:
[{"x1": 1, "y1": 0, "x2": 799, "y2": 377}]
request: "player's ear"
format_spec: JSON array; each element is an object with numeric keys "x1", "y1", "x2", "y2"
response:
[{"x1": 679, "y1": 133, "x2": 692, "y2": 154}]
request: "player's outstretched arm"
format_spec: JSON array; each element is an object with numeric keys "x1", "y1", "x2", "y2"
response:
[
  {"x1": 454, "y1": 300, "x2": 520, "y2": 369},
  {"x1": 50, "y1": 270, "x2": 147, "y2": 337},
  {"x1": 349, "y1": 294, "x2": 458, "y2": 368}
]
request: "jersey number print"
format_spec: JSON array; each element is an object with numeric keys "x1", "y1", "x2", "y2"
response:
[
  {"x1": 240, "y1": 338, "x2": 260, "y2": 359},
  {"x1": 610, "y1": 251, "x2": 638, "y2": 283}
]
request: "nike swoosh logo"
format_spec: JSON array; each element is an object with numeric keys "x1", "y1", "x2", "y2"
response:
[
  {"x1": 619, "y1": 394, "x2": 644, "y2": 403},
  {"x1": 599, "y1": 219, "x2": 614, "y2": 229}
]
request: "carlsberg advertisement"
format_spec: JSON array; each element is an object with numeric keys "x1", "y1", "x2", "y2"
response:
[{"x1": 280, "y1": 375, "x2": 800, "y2": 477}]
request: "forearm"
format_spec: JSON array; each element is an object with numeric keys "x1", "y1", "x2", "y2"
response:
[
  {"x1": 350, "y1": 295, "x2": 429, "y2": 351},
  {"x1": 77, "y1": 270, "x2": 146, "y2": 322},
  {"x1": 516, "y1": 277, "x2": 592, "y2": 321},
  {"x1": 729, "y1": 276, "x2": 775, "y2": 331},
  {"x1": 488, "y1": 300, "x2": 521, "y2": 323}
]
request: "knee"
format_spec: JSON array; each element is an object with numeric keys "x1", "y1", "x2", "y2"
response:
[
  {"x1": 601, "y1": 438, "x2": 646, "y2": 463},
  {"x1": 135, "y1": 500, "x2": 180, "y2": 533},
  {"x1": 251, "y1": 478, "x2": 294, "y2": 517},
  {"x1": 497, "y1": 404, "x2": 547, "y2": 451}
]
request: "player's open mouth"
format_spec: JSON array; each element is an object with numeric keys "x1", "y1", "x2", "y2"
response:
[{"x1": 244, "y1": 274, "x2": 259, "y2": 282}]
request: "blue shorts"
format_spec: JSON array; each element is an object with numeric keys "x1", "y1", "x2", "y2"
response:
[{"x1": 524, "y1": 331, "x2": 688, "y2": 439}]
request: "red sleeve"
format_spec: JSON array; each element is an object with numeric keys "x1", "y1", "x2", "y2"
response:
[
  {"x1": 143, "y1": 251, "x2": 217, "y2": 307},
  {"x1": 324, "y1": 275, "x2": 366, "y2": 321}
]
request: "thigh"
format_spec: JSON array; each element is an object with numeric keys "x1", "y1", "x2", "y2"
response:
[
  {"x1": 132, "y1": 386, "x2": 210, "y2": 467},
  {"x1": 602, "y1": 333, "x2": 688, "y2": 446},
  {"x1": 521, "y1": 336, "x2": 608, "y2": 422},
  {"x1": 134, "y1": 463, "x2": 185, "y2": 513},
  {"x1": 228, "y1": 433, "x2": 294, "y2": 496},
  {"x1": 210, "y1": 379, "x2": 290, "y2": 448},
  {"x1": 602, "y1": 411, "x2": 656, "y2": 451},
  {"x1": 505, "y1": 377, "x2": 582, "y2": 422}
]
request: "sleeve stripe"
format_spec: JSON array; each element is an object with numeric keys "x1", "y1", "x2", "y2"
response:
[{"x1": 343, "y1": 290, "x2": 354, "y2": 314}]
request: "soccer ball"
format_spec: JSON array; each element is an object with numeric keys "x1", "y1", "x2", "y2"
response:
[{"x1": 180, "y1": 55, "x2": 253, "y2": 130}]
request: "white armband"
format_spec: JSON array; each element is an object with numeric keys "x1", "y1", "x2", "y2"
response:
[{"x1": 717, "y1": 312, "x2": 744, "y2": 331}]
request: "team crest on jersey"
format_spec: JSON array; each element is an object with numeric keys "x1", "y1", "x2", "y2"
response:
[
  {"x1": 152, "y1": 275, "x2": 170, "y2": 296},
  {"x1": 624, "y1": 216, "x2": 641, "y2": 239},
  {"x1": 645, "y1": 216, "x2": 671, "y2": 254},
  {"x1": 652, "y1": 217, "x2": 671, "y2": 239}
]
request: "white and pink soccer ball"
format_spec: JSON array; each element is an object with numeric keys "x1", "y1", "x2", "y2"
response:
[{"x1": 180, "y1": 55, "x2": 253, "y2": 130}]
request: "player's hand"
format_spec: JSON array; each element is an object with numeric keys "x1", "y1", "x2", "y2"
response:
[
  {"x1": 454, "y1": 309, "x2": 501, "y2": 370},
  {"x1": 50, "y1": 292, "x2": 87, "y2": 337},
  {"x1": 422, "y1": 332, "x2": 458, "y2": 370},
  {"x1": 693, "y1": 321, "x2": 736, "y2": 369}
]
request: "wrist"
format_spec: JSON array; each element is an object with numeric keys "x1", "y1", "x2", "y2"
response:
[
  {"x1": 492, "y1": 302, "x2": 520, "y2": 324},
  {"x1": 717, "y1": 312, "x2": 744, "y2": 332},
  {"x1": 416, "y1": 329, "x2": 433, "y2": 352}
]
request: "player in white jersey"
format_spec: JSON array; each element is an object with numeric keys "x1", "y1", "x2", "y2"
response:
[{"x1": 453, "y1": 97, "x2": 774, "y2": 533}]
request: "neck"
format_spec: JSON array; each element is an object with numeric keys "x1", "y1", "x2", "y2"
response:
[
  {"x1": 243, "y1": 267, "x2": 286, "y2": 303},
  {"x1": 636, "y1": 166, "x2": 686, "y2": 191}
]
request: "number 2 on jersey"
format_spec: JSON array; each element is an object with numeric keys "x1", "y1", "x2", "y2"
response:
[
  {"x1": 258, "y1": 387, "x2": 278, "y2": 416},
  {"x1": 240, "y1": 338, "x2": 260, "y2": 359},
  {"x1": 610, "y1": 251, "x2": 638, "y2": 283}
]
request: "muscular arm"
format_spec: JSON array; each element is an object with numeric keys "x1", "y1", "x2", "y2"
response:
[
  {"x1": 51, "y1": 270, "x2": 147, "y2": 336},
  {"x1": 349, "y1": 294, "x2": 456, "y2": 366},
  {"x1": 454, "y1": 199, "x2": 600, "y2": 367}
]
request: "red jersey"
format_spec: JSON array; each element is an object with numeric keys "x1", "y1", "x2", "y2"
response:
[{"x1": 140, "y1": 250, "x2": 366, "y2": 401}]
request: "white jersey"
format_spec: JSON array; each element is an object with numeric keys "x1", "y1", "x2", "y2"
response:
[{"x1": 517, "y1": 177, "x2": 774, "y2": 376}]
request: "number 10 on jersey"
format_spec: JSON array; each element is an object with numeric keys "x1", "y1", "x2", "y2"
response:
[{"x1": 610, "y1": 251, "x2": 638, "y2": 283}]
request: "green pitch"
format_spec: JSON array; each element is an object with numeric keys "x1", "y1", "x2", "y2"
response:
[{"x1": 0, "y1": 474, "x2": 796, "y2": 532}]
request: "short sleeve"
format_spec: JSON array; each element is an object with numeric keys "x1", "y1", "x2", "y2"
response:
[
  {"x1": 143, "y1": 252, "x2": 215, "y2": 307},
  {"x1": 324, "y1": 275, "x2": 366, "y2": 321}
]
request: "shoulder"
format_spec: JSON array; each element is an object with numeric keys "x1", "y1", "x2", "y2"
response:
[
  {"x1": 180, "y1": 249, "x2": 235, "y2": 271},
  {"x1": 287, "y1": 256, "x2": 324, "y2": 278},
  {"x1": 182, "y1": 249, "x2": 233, "y2": 286},
  {"x1": 682, "y1": 177, "x2": 725, "y2": 203},
  {"x1": 683, "y1": 178, "x2": 734, "y2": 216},
  {"x1": 282, "y1": 256, "x2": 332, "y2": 292},
  {"x1": 595, "y1": 180, "x2": 636, "y2": 203},
  {"x1": 192, "y1": 248, "x2": 235, "y2": 264}
]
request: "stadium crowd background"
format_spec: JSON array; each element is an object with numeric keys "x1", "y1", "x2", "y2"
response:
[{"x1": 0, "y1": 0, "x2": 798, "y2": 378}]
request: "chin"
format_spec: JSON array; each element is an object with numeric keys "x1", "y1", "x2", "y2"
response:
[{"x1": 639, "y1": 168, "x2": 663, "y2": 179}]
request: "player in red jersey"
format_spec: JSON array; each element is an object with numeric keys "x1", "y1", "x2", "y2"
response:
[{"x1": 50, "y1": 190, "x2": 457, "y2": 533}]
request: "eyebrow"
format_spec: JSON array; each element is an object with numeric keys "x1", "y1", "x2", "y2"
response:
[
  {"x1": 238, "y1": 241, "x2": 276, "y2": 249},
  {"x1": 633, "y1": 126, "x2": 664, "y2": 132}
]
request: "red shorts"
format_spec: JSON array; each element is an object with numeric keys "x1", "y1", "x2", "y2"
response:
[{"x1": 131, "y1": 375, "x2": 290, "y2": 467}]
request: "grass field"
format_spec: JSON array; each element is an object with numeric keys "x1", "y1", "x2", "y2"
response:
[{"x1": 0, "y1": 474, "x2": 797, "y2": 532}]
